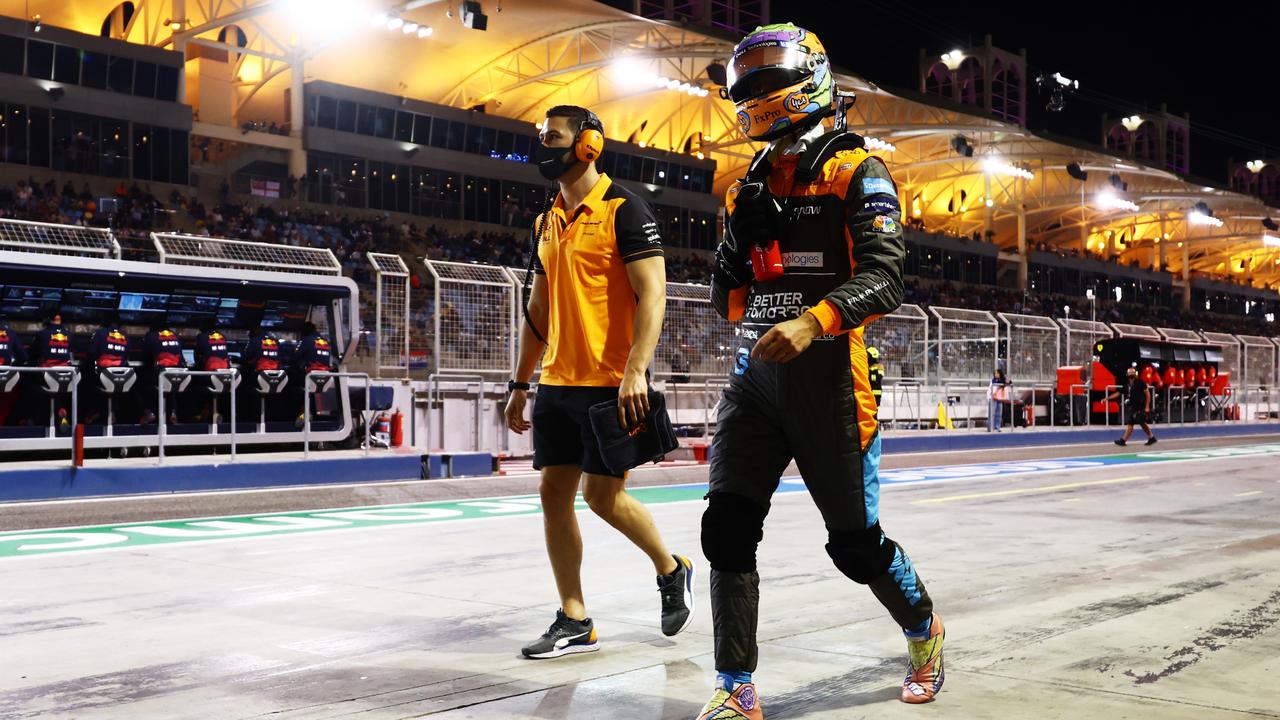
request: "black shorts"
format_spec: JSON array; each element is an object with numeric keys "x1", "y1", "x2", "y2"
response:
[{"x1": 532, "y1": 384, "x2": 623, "y2": 478}]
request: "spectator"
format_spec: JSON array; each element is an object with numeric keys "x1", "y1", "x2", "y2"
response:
[
  {"x1": 0, "y1": 177, "x2": 1274, "y2": 361},
  {"x1": 987, "y1": 368, "x2": 1010, "y2": 432}
]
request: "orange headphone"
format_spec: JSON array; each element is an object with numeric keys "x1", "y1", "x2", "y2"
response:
[{"x1": 574, "y1": 109, "x2": 605, "y2": 163}]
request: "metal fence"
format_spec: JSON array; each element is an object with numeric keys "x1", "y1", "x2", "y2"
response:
[
  {"x1": 1160, "y1": 327, "x2": 1205, "y2": 344},
  {"x1": 423, "y1": 260, "x2": 516, "y2": 378},
  {"x1": 506, "y1": 267, "x2": 537, "y2": 382},
  {"x1": 367, "y1": 253, "x2": 410, "y2": 377},
  {"x1": 501, "y1": 273, "x2": 734, "y2": 381},
  {"x1": 1199, "y1": 331, "x2": 1241, "y2": 384},
  {"x1": 1274, "y1": 338, "x2": 1280, "y2": 381},
  {"x1": 0, "y1": 217, "x2": 120, "y2": 258},
  {"x1": 1110, "y1": 323, "x2": 1162, "y2": 341},
  {"x1": 997, "y1": 312, "x2": 1060, "y2": 384},
  {"x1": 930, "y1": 306, "x2": 998, "y2": 382},
  {"x1": 864, "y1": 303, "x2": 929, "y2": 382},
  {"x1": 657, "y1": 282, "x2": 737, "y2": 380},
  {"x1": 392, "y1": 258, "x2": 1276, "y2": 404},
  {"x1": 1238, "y1": 334, "x2": 1278, "y2": 388},
  {"x1": 1059, "y1": 318, "x2": 1112, "y2": 368},
  {"x1": 152, "y1": 233, "x2": 341, "y2": 275},
  {"x1": 410, "y1": 277, "x2": 435, "y2": 374}
]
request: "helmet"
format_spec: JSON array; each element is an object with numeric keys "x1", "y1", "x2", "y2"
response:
[
  {"x1": 726, "y1": 23, "x2": 835, "y2": 142},
  {"x1": 866, "y1": 345, "x2": 880, "y2": 362}
]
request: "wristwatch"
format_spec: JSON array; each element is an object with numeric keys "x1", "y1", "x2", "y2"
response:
[{"x1": 507, "y1": 380, "x2": 531, "y2": 392}]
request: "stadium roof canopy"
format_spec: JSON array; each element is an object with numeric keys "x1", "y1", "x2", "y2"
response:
[{"x1": 7, "y1": 0, "x2": 1278, "y2": 289}]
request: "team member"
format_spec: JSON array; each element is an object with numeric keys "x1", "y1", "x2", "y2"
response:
[
  {"x1": 29, "y1": 313, "x2": 73, "y2": 368},
  {"x1": 140, "y1": 318, "x2": 187, "y2": 424},
  {"x1": 1107, "y1": 366, "x2": 1157, "y2": 446},
  {"x1": 0, "y1": 323, "x2": 26, "y2": 368},
  {"x1": 85, "y1": 319, "x2": 133, "y2": 425},
  {"x1": 194, "y1": 321, "x2": 231, "y2": 373},
  {"x1": 241, "y1": 327, "x2": 285, "y2": 421},
  {"x1": 503, "y1": 105, "x2": 694, "y2": 659},
  {"x1": 192, "y1": 320, "x2": 232, "y2": 423},
  {"x1": 25, "y1": 313, "x2": 74, "y2": 430},
  {"x1": 697, "y1": 23, "x2": 944, "y2": 718},
  {"x1": 242, "y1": 328, "x2": 283, "y2": 374},
  {"x1": 291, "y1": 322, "x2": 336, "y2": 421},
  {"x1": 0, "y1": 321, "x2": 28, "y2": 425}
]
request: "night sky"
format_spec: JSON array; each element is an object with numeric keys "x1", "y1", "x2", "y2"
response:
[{"x1": 782, "y1": 1, "x2": 1278, "y2": 186}]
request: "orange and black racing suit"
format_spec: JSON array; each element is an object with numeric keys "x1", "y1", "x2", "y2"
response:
[{"x1": 703, "y1": 133, "x2": 935, "y2": 672}]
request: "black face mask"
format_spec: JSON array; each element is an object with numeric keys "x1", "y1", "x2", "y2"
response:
[{"x1": 534, "y1": 142, "x2": 578, "y2": 181}]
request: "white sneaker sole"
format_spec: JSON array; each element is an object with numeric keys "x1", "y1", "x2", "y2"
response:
[
  {"x1": 523, "y1": 641, "x2": 600, "y2": 660},
  {"x1": 666, "y1": 559, "x2": 696, "y2": 637}
]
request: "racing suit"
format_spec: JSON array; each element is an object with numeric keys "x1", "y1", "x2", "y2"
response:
[{"x1": 704, "y1": 136, "x2": 934, "y2": 672}]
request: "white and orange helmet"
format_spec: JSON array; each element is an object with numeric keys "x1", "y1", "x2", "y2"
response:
[{"x1": 725, "y1": 23, "x2": 835, "y2": 142}]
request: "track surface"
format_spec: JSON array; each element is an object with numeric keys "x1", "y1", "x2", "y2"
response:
[{"x1": 2, "y1": 438, "x2": 1278, "y2": 718}]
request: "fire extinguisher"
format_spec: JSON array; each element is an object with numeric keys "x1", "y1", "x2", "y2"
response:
[
  {"x1": 390, "y1": 408, "x2": 404, "y2": 447},
  {"x1": 374, "y1": 412, "x2": 391, "y2": 446}
]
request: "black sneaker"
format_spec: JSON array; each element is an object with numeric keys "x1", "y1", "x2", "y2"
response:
[
  {"x1": 1113, "y1": 439, "x2": 1126, "y2": 446},
  {"x1": 1146, "y1": 437, "x2": 1158, "y2": 446},
  {"x1": 658, "y1": 554, "x2": 695, "y2": 637},
  {"x1": 521, "y1": 609, "x2": 598, "y2": 659}
]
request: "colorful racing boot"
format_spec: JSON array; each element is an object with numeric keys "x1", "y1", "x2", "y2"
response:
[
  {"x1": 696, "y1": 673, "x2": 763, "y2": 720},
  {"x1": 901, "y1": 613, "x2": 945, "y2": 703}
]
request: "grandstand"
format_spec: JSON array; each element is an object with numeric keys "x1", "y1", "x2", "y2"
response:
[
  {"x1": 0, "y1": 0, "x2": 1275, "y2": 385},
  {"x1": 0, "y1": 0, "x2": 1274, "y2": 469}
]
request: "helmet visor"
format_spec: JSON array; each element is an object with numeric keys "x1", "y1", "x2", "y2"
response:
[{"x1": 728, "y1": 44, "x2": 811, "y2": 103}]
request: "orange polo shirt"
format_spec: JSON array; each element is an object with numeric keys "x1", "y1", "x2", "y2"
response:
[{"x1": 533, "y1": 174, "x2": 664, "y2": 387}]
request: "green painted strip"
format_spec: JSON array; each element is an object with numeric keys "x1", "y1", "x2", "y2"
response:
[
  {"x1": 4, "y1": 442, "x2": 1279, "y2": 560},
  {"x1": 0, "y1": 484, "x2": 711, "y2": 559}
]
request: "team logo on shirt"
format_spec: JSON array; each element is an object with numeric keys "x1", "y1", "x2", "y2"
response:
[
  {"x1": 262, "y1": 338, "x2": 278, "y2": 349},
  {"x1": 108, "y1": 331, "x2": 126, "y2": 344},
  {"x1": 0, "y1": 330, "x2": 8, "y2": 342},
  {"x1": 790, "y1": 204, "x2": 822, "y2": 220},
  {"x1": 862, "y1": 177, "x2": 896, "y2": 197},
  {"x1": 209, "y1": 332, "x2": 225, "y2": 342},
  {"x1": 641, "y1": 221, "x2": 662, "y2": 246},
  {"x1": 743, "y1": 291, "x2": 809, "y2": 322},
  {"x1": 862, "y1": 197, "x2": 901, "y2": 216},
  {"x1": 160, "y1": 330, "x2": 177, "y2": 339},
  {"x1": 871, "y1": 215, "x2": 898, "y2": 234},
  {"x1": 50, "y1": 332, "x2": 69, "y2": 347},
  {"x1": 782, "y1": 252, "x2": 824, "y2": 268},
  {"x1": 316, "y1": 338, "x2": 330, "y2": 349}
]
